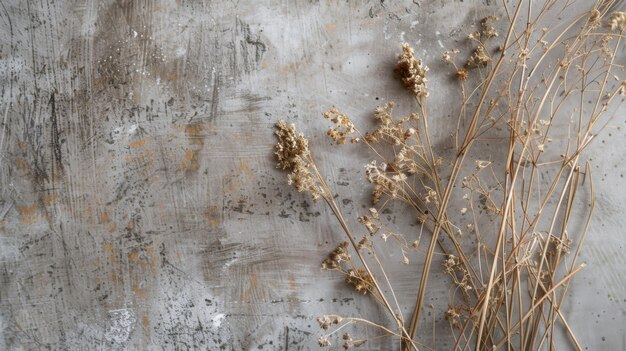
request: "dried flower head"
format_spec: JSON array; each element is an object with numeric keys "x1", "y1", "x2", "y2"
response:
[
  {"x1": 287, "y1": 157, "x2": 325, "y2": 201},
  {"x1": 442, "y1": 254, "x2": 473, "y2": 297},
  {"x1": 396, "y1": 43, "x2": 429, "y2": 98},
  {"x1": 456, "y1": 68, "x2": 468, "y2": 80},
  {"x1": 323, "y1": 108, "x2": 357, "y2": 144},
  {"x1": 317, "y1": 315, "x2": 343, "y2": 330},
  {"x1": 318, "y1": 336, "x2": 331, "y2": 347},
  {"x1": 588, "y1": 8, "x2": 602, "y2": 29},
  {"x1": 480, "y1": 16, "x2": 499, "y2": 39},
  {"x1": 606, "y1": 11, "x2": 626, "y2": 32},
  {"x1": 357, "y1": 211, "x2": 381, "y2": 236},
  {"x1": 467, "y1": 45, "x2": 491, "y2": 68},
  {"x1": 345, "y1": 268, "x2": 375, "y2": 294},
  {"x1": 445, "y1": 306, "x2": 463, "y2": 329},
  {"x1": 442, "y1": 49, "x2": 459, "y2": 64},
  {"x1": 322, "y1": 241, "x2": 351, "y2": 269},
  {"x1": 274, "y1": 120, "x2": 310, "y2": 170},
  {"x1": 275, "y1": 120, "x2": 326, "y2": 201},
  {"x1": 365, "y1": 160, "x2": 407, "y2": 205}
]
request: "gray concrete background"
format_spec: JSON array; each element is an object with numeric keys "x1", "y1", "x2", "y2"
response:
[{"x1": 0, "y1": 0, "x2": 624, "y2": 350}]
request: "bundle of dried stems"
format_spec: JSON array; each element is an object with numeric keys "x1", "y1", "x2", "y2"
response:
[{"x1": 273, "y1": 1, "x2": 625, "y2": 349}]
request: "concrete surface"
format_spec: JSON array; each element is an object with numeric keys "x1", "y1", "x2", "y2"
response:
[{"x1": 0, "y1": 0, "x2": 624, "y2": 350}]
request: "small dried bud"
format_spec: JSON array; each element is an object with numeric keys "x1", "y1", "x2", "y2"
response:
[
  {"x1": 442, "y1": 49, "x2": 459, "y2": 64},
  {"x1": 318, "y1": 336, "x2": 331, "y2": 347},
  {"x1": 456, "y1": 68, "x2": 468, "y2": 81}
]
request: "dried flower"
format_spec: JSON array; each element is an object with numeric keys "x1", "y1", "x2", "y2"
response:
[
  {"x1": 318, "y1": 336, "x2": 331, "y2": 347},
  {"x1": 274, "y1": 120, "x2": 310, "y2": 170},
  {"x1": 588, "y1": 8, "x2": 602, "y2": 29},
  {"x1": 322, "y1": 241, "x2": 351, "y2": 269},
  {"x1": 442, "y1": 49, "x2": 459, "y2": 64},
  {"x1": 445, "y1": 306, "x2": 463, "y2": 329},
  {"x1": 275, "y1": 120, "x2": 326, "y2": 201},
  {"x1": 365, "y1": 160, "x2": 405, "y2": 205},
  {"x1": 606, "y1": 11, "x2": 626, "y2": 32},
  {"x1": 480, "y1": 16, "x2": 499, "y2": 39},
  {"x1": 467, "y1": 45, "x2": 491, "y2": 68},
  {"x1": 323, "y1": 108, "x2": 356, "y2": 144},
  {"x1": 346, "y1": 268, "x2": 375, "y2": 294},
  {"x1": 317, "y1": 315, "x2": 343, "y2": 330},
  {"x1": 357, "y1": 213, "x2": 380, "y2": 236},
  {"x1": 396, "y1": 43, "x2": 429, "y2": 98},
  {"x1": 456, "y1": 68, "x2": 468, "y2": 80}
]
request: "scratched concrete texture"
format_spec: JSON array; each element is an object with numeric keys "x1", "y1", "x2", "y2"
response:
[{"x1": 0, "y1": 0, "x2": 625, "y2": 350}]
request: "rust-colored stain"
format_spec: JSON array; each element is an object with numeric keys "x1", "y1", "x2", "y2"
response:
[
  {"x1": 142, "y1": 314, "x2": 150, "y2": 327},
  {"x1": 288, "y1": 272, "x2": 297, "y2": 291},
  {"x1": 125, "y1": 219, "x2": 135, "y2": 231},
  {"x1": 83, "y1": 205, "x2": 95, "y2": 224},
  {"x1": 204, "y1": 206, "x2": 221, "y2": 228},
  {"x1": 127, "y1": 247, "x2": 159, "y2": 273},
  {"x1": 40, "y1": 194, "x2": 58, "y2": 203},
  {"x1": 146, "y1": 247, "x2": 158, "y2": 272},
  {"x1": 287, "y1": 272, "x2": 298, "y2": 313},
  {"x1": 223, "y1": 175, "x2": 241, "y2": 193},
  {"x1": 280, "y1": 62, "x2": 299, "y2": 73},
  {"x1": 178, "y1": 149, "x2": 199, "y2": 172},
  {"x1": 142, "y1": 314, "x2": 151, "y2": 336},
  {"x1": 15, "y1": 158, "x2": 29, "y2": 171},
  {"x1": 107, "y1": 222, "x2": 117, "y2": 234},
  {"x1": 324, "y1": 22, "x2": 337, "y2": 32},
  {"x1": 99, "y1": 211, "x2": 110, "y2": 224},
  {"x1": 243, "y1": 270, "x2": 259, "y2": 303},
  {"x1": 184, "y1": 123, "x2": 204, "y2": 147},
  {"x1": 103, "y1": 242, "x2": 119, "y2": 264},
  {"x1": 237, "y1": 160, "x2": 255, "y2": 179},
  {"x1": 128, "y1": 250, "x2": 140, "y2": 263},
  {"x1": 128, "y1": 139, "x2": 146, "y2": 148},
  {"x1": 16, "y1": 204, "x2": 39, "y2": 224},
  {"x1": 132, "y1": 286, "x2": 148, "y2": 299}
]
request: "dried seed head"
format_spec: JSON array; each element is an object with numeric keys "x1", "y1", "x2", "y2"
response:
[
  {"x1": 442, "y1": 49, "x2": 459, "y2": 64},
  {"x1": 445, "y1": 306, "x2": 463, "y2": 329},
  {"x1": 287, "y1": 157, "x2": 325, "y2": 201},
  {"x1": 275, "y1": 120, "x2": 326, "y2": 201},
  {"x1": 317, "y1": 315, "x2": 343, "y2": 331},
  {"x1": 357, "y1": 214, "x2": 380, "y2": 236},
  {"x1": 396, "y1": 43, "x2": 429, "y2": 98},
  {"x1": 274, "y1": 120, "x2": 310, "y2": 170},
  {"x1": 318, "y1": 336, "x2": 331, "y2": 347},
  {"x1": 480, "y1": 16, "x2": 499, "y2": 39},
  {"x1": 345, "y1": 268, "x2": 375, "y2": 294},
  {"x1": 456, "y1": 68, "x2": 468, "y2": 81},
  {"x1": 467, "y1": 45, "x2": 491, "y2": 68},
  {"x1": 322, "y1": 241, "x2": 351, "y2": 269},
  {"x1": 588, "y1": 8, "x2": 602, "y2": 29},
  {"x1": 606, "y1": 11, "x2": 626, "y2": 32},
  {"x1": 323, "y1": 108, "x2": 356, "y2": 144}
]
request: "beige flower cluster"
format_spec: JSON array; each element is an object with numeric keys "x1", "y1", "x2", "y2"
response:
[
  {"x1": 396, "y1": 43, "x2": 429, "y2": 98},
  {"x1": 274, "y1": 120, "x2": 325, "y2": 201},
  {"x1": 607, "y1": 11, "x2": 626, "y2": 31}
]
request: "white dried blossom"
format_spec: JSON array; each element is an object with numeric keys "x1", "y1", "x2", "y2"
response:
[{"x1": 606, "y1": 11, "x2": 626, "y2": 31}]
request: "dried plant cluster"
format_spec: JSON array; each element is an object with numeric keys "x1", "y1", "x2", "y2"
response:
[{"x1": 273, "y1": 1, "x2": 625, "y2": 350}]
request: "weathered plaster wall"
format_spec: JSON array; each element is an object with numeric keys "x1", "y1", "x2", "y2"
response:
[{"x1": 0, "y1": 0, "x2": 624, "y2": 350}]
